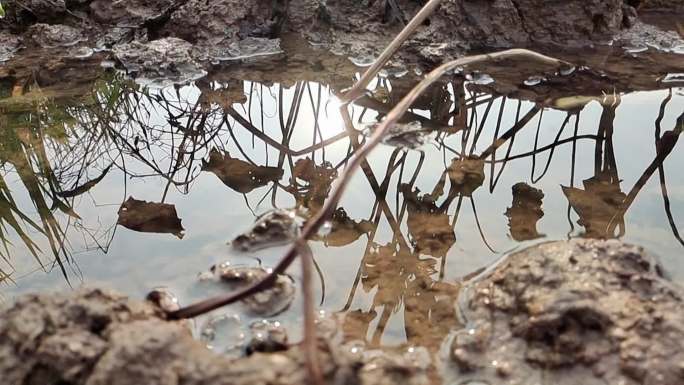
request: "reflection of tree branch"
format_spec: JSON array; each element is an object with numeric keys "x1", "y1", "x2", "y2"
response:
[
  {"x1": 655, "y1": 91, "x2": 684, "y2": 246},
  {"x1": 607, "y1": 112, "x2": 684, "y2": 233}
]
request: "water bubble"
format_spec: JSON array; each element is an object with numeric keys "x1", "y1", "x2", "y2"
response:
[
  {"x1": 523, "y1": 75, "x2": 545, "y2": 86},
  {"x1": 318, "y1": 221, "x2": 333, "y2": 237},
  {"x1": 342, "y1": 340, "x2": 366, "y2": 358},
  {"x1": 199, "y1": 313, "x2": 246, "y2": 357},
  {"x1": 466, "y1": 72, "x2": 494, "y2": 85},
  {"x1": 414, "y1": 67, "x2": 424, "y2": 76}
]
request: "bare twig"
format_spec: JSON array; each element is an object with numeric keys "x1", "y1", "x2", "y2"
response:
[{"x1": 298, "y1": 240, "x2": 324, "y2": 385}]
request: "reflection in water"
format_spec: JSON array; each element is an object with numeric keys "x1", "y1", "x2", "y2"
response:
[{"x1": 0, "y1": 71, "x2": 683, "y2": 357}]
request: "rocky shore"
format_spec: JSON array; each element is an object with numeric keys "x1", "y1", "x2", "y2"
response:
[{"x1": 3, "y1": 240, "x2": 684, "y2": 384}]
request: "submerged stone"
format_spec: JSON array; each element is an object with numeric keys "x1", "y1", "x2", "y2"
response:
[
  {"x1": 201, "y1": 263, "x2": 296, "y2": 317},
  {"x1": 231, "y1": 209, "x2": 302, "y2": 252}
]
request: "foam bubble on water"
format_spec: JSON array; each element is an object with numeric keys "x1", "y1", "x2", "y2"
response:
[{"x1": 199, "y1": 313, "x2": 246, "y2": 357}]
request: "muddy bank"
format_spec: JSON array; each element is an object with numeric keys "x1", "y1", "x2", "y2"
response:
[
  {"x1": 3, "y1": 240, "x2": 684, "y2": 384},
  {"x1": 0, "y1": 288, "x2": 432, "y2": 385},
  {"x1": 0, "y1": 0, "x2": 682, "y2": 94},
  {"x1": 449, "y1": 239, "x2": 684, "y2": 385}
]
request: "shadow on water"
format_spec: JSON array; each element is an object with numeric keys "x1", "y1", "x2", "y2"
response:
[{"x1": 0, "y1": 66, "x2": 683, "y2": 354}]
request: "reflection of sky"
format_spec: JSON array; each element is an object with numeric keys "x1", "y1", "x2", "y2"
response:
[{"x1": 2, "y1": 81, "x2": 683, "y2": 346}]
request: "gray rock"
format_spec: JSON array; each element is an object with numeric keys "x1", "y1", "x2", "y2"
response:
[
  {"x1": 89, "y1": 0, "x2": 181, "y2": 26},
  {"x1": 112, "y1": 37, "x2": 207, "y2": 86},
  {"x1": 28, "y1": 23, "x2": 86, "y2": 48},
  {"x1": 616, "y1": 21, "x2": 684, "y2": 53},
  {"x1": 163, "y1": 0, "x2": 281, "y2": 44},
  {"x1": 450, "y1": 239, "x2": 684, "y2": 385},
  {"x1": 0, "y1": 32, "x2": 21, "y2": 62},
  {"x1": 4, "y1": 0, "x2": 66, "y2": 22}
]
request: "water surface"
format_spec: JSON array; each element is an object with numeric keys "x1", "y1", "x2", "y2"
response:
[{"x1": 1, "y1": 70, "x2": 683, "y2": 353}]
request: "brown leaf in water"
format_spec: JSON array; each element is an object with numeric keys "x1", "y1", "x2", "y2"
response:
[
  {"x1": 447, "y1": 157, "x2": 485, "y2": 196},
  {"x1": 202, "y1": 148, "x2": 283, "y2": 194},
  {"x1": 288, "y1": 158, "x2": 337, "y2": 212},
  {"x1": 505, "y1": 182, "x2": 545, "y2": 241},
  {"x1": 401, "y1": 185, "x2": 456, "y2": 257},
  {"x1": 117, "y1": 197, "x2": 185, "y2": 239},
  {"x1": 314, "y1": 207, "x2": 373, "y2": 247},
  {"x1": 563, "y1": 174, "x2": 626, "y2": 238}
]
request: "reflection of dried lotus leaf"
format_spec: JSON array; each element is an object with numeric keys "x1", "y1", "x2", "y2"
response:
[
  {"x1": 562, "y1": 175, "x2": 626, "y2": 238},
  {"x1": 198, "y1": 78, "x2": 247, "y2": 109},
  {"x1": 117, "y1": 197, "x2": 185, "y2": 238},
  {"x1": 290, "y1": 158, "x2": 337, "y2": 212},
  {"x1": 202, "y1": 148, "x2": 283, "y2": 193},
  {"x1": 292, "y1": 158, "x2": 337, "y2": 183},
  {"x1": 316, "y1": 207, "x2": 373, "y2": 247},
  {"x1": 362, "y1": 243, "x2": 437, "y2": 309},
  {"x1": 505, "y1": 182, "x2": 545, "y2": 241},
  {"x1": 341, "y1": 309, "x2": 377, "y2": 342},
  {"x1": 404, "y1": 279, "x2": 461, "y2": 348},
  {"x1": 447, "y1": 157, "x2": 485, "y2": 196},
  {"x1": 402, "y1": 187, "x2": 456, "y2": 257}
]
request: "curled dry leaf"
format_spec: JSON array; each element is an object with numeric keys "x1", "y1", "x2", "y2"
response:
[
  {"x1": 117, "y1": 197, "x2": 185, "y2": 239},
  {"x1": 314, "y1": 207, "x2": 373, "y2": 247},
  {"x1": 401, "y1": 185, "x2": 456, "y2": 257},
  {"x1": 202, "y1": 148, "x2": 283, "y2": 194},
  {"x1": 562, "y1": 173, "x2": 626, "y2": 238},
  {"x1": 447, "y1": 157, "x2": 485, "y2": 196}
]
